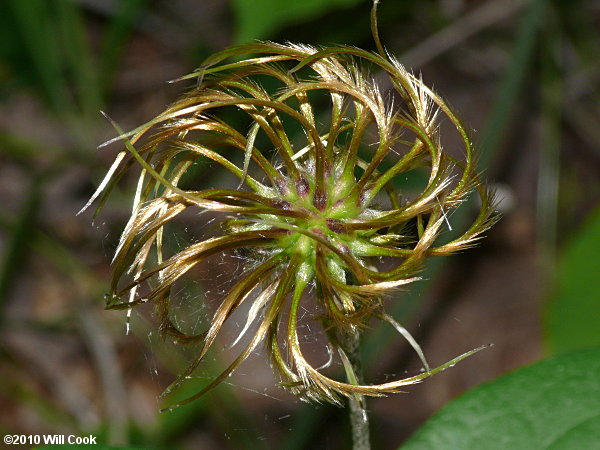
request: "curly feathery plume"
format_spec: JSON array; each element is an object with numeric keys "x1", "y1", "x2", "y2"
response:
[{"x1": 84, "y1": 3, "x2": 497, "y2": 410}]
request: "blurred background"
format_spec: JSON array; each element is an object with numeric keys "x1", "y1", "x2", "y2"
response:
[{"x1": 0, "y1": 0, "x2": 599, "y2": 448}]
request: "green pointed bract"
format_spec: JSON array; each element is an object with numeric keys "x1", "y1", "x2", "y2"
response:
[{"x1": 88, "y1": 35, "x2": 497, "y2": 408}]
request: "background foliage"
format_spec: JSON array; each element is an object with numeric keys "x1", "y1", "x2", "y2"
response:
[{"x1": 0, "y1": 0, "x2": 598, "y2": 448}]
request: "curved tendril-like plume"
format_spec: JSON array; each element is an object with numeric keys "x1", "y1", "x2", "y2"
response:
[{"x1": 87, "y1": 1, "x2": 498, "y2": 409}]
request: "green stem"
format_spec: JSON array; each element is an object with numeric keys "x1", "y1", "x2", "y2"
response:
[{"x1": 342, "y1": 330, "x2": 371, "y2": 450}]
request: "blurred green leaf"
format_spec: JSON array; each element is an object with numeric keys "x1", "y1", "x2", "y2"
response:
[
  {"x1": 54, "y1": 0, "x2": 103, "y2": 116},
  {"x1": 4, "y1": 0, "x2": 70, "y2": 112},
  {"x1": 536, "y1": 4, "x2": 562, "y2": 268},
  {"x1": 99, "y1": 0, "x2": 151, "y2": 95},
  {"x1": 478, "y1": 0, "x2": 543, "y2": 169},
  {"x1": 402, "y1": 347, "x2": 600, "y2": 449},
  {"x1": 0, "y1": 178, "x2": 40, "y2": 307},
  {"x1": 545, "y1": 206, "x2": 600, "y2": 354},
  {"x1": 231, "y1": 0, "x2": 364, "y2": 44}
]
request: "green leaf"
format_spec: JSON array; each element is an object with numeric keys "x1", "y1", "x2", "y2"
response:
[
  {"x1": 545, "y1": 206, "x2": 600, "y2": 354},
  {"x1": 231, "y1": 0, "x2": 363, "y2": 44},
  {"x1": 402, "y1": 347, "x2": 600, "y2": 449}
]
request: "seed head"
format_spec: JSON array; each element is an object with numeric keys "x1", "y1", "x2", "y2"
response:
[{"x1": 85, "y1": 13, "x2": 497, "y2": 409}]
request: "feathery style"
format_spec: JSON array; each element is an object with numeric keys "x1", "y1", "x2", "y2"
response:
[{"x1": 85, "y1": 10, "x2": 497, "y2": 409}]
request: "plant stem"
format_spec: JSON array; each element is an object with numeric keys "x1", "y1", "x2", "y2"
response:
[{"x1": 342, "y1": 329, "x2": 371, "y2": 450}]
